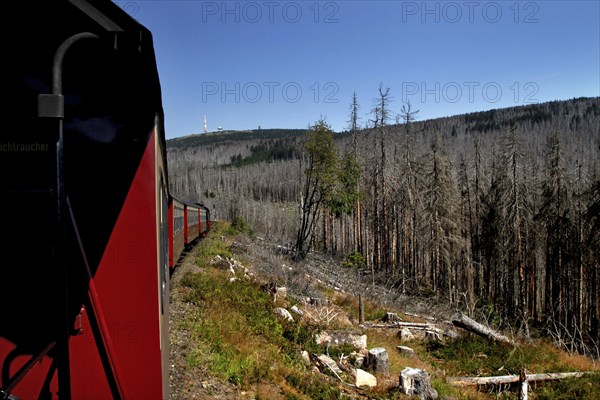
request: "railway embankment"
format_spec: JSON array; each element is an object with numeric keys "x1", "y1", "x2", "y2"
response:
[{"x1": 169, "y1": 221, "x2": 600, "y2": 400}]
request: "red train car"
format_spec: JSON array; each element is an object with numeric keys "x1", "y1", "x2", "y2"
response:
[
  {"x1": 198, "y1": 203, "x2": 212, "y2": 236},
  {"x1": 1, "y1": 1, "x2": 170, "y2": 398},
  {"x1": 185, "y1": 203, "x2": 201, "y2": 246},
  {"x1": 169, "y1": 196, "x2": 186, "y2": 269}
]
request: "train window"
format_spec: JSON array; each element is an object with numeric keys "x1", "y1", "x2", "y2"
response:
[
  {"x1": 159, "y1": 179, "x2": 168, "y2": 315},
  {"x1": 187, "y1": 209, "x2": 198, "y2": 225},
  {"x1": 174, "y1": 204, "x2": 184, "y2": 234}
]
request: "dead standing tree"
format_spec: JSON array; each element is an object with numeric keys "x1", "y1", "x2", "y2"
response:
[
  {"x1": 499, "y1": 126, "x2": 531, "y2": 338},
  {"x1": 371, "y1": 84, "x2": 392, "y2": 275},
  {"x1": 348, "y1": 92, "x2": 362, "y2": 253}
]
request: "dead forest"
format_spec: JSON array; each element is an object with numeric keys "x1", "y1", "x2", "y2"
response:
[{"x1": 167, "y1": 96, "x2": 600, "y2": 355}]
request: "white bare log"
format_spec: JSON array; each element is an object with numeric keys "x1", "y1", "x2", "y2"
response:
[
  {"x1": 364, "y1": 322, "x2": 432, "y2": 328},
  {"x1": 363, "y1": 322, "x2": 451, "y2": 339},
  {"x1": 451, "y1": 312, "x2": 513, "y2": 344},
  {"x1": 448, "y1": 371, "x2": 593, "y2": 386}
]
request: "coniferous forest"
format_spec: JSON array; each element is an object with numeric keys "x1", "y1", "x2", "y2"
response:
[{"x1": 167, "y1": 96, "x2": 600, "y2": 355}]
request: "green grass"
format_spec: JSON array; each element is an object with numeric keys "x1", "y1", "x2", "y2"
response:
[
  {"x1": 534, "y1": 373, "x2": 600, "y2": 399},
  {"x1": 180, "y1": 268, "x2": 285, "y2": 385},
  {"x1": 194, "y1": 223, "x2": 233, "y2": 266},
  {"x1": 424, "y1": 336, "x2": 594, "y2": 377},
  {"x1": 421, "y1": 336, "x2": 600, "y2": 399},
  {"x1": 177, "y1": 221, "x2": 344, "y2": 399}
]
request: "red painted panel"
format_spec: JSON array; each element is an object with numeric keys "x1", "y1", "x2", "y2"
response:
[
  {"x1": 68, "y1": 307, "x2": 113, "y2": 398},
  {"x1": 69, "y1": 129, "x2": 164, "y2": 399},
  {"x1": 183, "y1": 206, "x2": 189, "y2": 244},
  {"x1": 0, "y1": 339, "x2": 58, "y2": 399},
  {"x1": 168, "y1": 199, "x2": 185, "y2": 267}
]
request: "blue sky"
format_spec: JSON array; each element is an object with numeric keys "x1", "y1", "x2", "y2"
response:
[{"x1": 116, "y1": 1, "x2": 600, "y2": 139}]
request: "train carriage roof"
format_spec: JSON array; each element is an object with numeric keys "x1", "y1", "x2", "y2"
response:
[{"x1": 9, "y1": 0, "x2": 167, "y2": 175}]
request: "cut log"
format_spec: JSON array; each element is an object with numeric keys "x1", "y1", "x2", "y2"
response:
[
  {"x1": 447, "y1": 371, "x2": 593, "y2": 386},
  {"x1": 364, "y1": 322, "x2": 452, "y2": 341},
  {"x1": 451, "y1": 312, "x2": 513, "y2": 344},
  {"x1": 363, "y1": 322, "x2": 445, "y2": 338}
]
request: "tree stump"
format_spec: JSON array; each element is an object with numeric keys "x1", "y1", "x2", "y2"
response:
[
  {"x1": 400, "y1": 368, "x2": 438, "y2": 400},
  {"x1": 383, "y1": 312, "x2": 401, "y2": 322},
  {"x1": 367, "y1": 347, "x2": 389, "y2": 374}
]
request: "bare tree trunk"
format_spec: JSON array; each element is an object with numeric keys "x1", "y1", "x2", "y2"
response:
[
  {"x1": 357, "y1": 196, "x2": 362, "y2": 253},
  {"x1": 322, "y1": 207, "x2": 327, "y2": 252},
  {"x1": 329, "y1": 209, "x2": 334, "y2": 253},
  {"x1": 513, "y1": 151, "x2": 530, "y2": 338},
  {"x1": 359, "y1": 294, "x2": 365, "y2": 325}
]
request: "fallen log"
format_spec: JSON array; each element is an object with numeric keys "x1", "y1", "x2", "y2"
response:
[
  {"x1": 365, "y1": 321, "x2": 435, "y2": 329},
  {"x1": 364, "y1": 321, "x2": 444, "y2": 331},
  {"x1": 364, "y1": 324, "x2": 425, "y2": 329},
  {"x1": 451, "y1": 312, "x2": 513, "y2": 344},
  {"x1": 362, "y1": 322, "x2": 450, "y2": 339},
  {"x1": 448, "y1": 371, "x2": 593, "y2": 386}
]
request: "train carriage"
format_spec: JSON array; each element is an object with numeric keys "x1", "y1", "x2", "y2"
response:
[
  {"x1": 169, "y1": 197, "x2": 186, "y2": 269},
  {"x1": 198, "y1": 204, "x2": 211, "y2": 237},
  {"x1": 185, "y1": 203, "x2": 201, "y2": 247},
  {"x1": 1, "y1": 1, "x2": 174, "y2": 398}
]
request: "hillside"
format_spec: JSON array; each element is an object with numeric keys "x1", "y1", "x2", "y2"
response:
[
  {"x1": 169, "y1": 221, "x2": 600, "y2": 399},
  {"x1": 167, "y1": 129, "x2": 306, "y2": 173},
  {"x1": 166, "y1": 97, "x2": 599, "y2": 206},
  {"x1": 166, "y1": 96, "x2": 600, "y2": 362},
  {"x1": 167, "y1": 97, "x2": 599, "y2": 169},
  {"x1": 168, "y1": 128, "x2": 307, "y2": 149}
]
